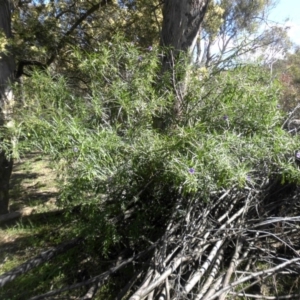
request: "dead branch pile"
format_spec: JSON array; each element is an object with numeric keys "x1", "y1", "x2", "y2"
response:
[
  {"x1": 23, "y1": 178, "x2": 300, "y2": 300},
  {"x1": 126, "y1": 182, "x2": 300, "y2": 300}
]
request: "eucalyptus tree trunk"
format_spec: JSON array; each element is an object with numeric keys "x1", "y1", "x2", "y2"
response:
[
  {"x1": 0, "y1": 0, "x2": 14, "y2": 214},
  {"x1": 161, "y1": 0, "x2": 210, "y2": 54},
  {"x1": 157, "y1": 0, "x2": 210, "y2": 128}
]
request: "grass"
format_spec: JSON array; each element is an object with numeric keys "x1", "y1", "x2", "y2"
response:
[
  {"x1": 0, "y1": 153, "x2": 121, "y2": 300},
  {"x1": 8, "y1": 152, "x2": 58, "y2": 212},
  {"x1": 0, "y1": 152, "x2": 77, "y2": 300}
]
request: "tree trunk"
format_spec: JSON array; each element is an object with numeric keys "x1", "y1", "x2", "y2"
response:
[
  {"x1": 161, "y1": 0, "x2": 210, "y2": 54},
  {"x1": 0, "y1": 0, "x2": 15, "y2": 214},
  {"x1": 157, "y1": 0, "x2": 210, "y2": 129}
]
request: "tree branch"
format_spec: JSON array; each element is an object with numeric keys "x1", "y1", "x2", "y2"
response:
[
  {"x1": 16, "y1": 0, "x2": 113, "y2": 77},
  {"x1": 0, "y1": 237, "x2": 83, "y2": 287},
  {"x1": 29, "y1": 241, "x2": 158, "y2": 300},
  {"x1": 46, "y1": 0, "x2": 113, "y2": 66}
]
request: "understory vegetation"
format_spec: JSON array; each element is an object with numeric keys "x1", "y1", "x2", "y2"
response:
[{"x1": 1, "y1": 38, "x2": 300, "y2": 299}]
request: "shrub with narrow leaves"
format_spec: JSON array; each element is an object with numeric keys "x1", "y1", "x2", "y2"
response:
[{"x1": 14, "y1": 37, "x2": 300, "y2": 255}]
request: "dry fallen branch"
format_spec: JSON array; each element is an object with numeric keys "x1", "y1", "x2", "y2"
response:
[
  {"x1": 207, "y1": 258, "x2": 300, "y2": 300},
  {"x1": 9, "y1": 180, "x2": 300, "y2": 300},
  {"x1": 30, "y1": 240, "x2": 159, "y2": 300},
  {"x1": 218, "y1": 239, "x2": 243, "y2": 300},
  {"x1": 0, "y1": 207, "x2": 35, "y2": 223},
  {"x1": 122, "y1": 184, "x2": 300, "y2": 299},
  {"x1": 194, "y1": 248, "x2": 224, "y2": 300},
  {"x1": 0, "y1": 237, "x2": 83, "y2": 287},
  {"x1": 229, "y1": 292, "x2": 300, "y2": 299},
  {"x1": 130, "y1": 255, "x2": 189, "y2": 300}
]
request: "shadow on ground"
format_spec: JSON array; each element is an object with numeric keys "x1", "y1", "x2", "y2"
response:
[{"x1": 9, "y1": 152, "x2": 58, "y2": 211}]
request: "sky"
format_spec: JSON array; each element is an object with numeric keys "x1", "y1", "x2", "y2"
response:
[{"x1": 269, "y1": 0, "x2": 300, "y2": 46}]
